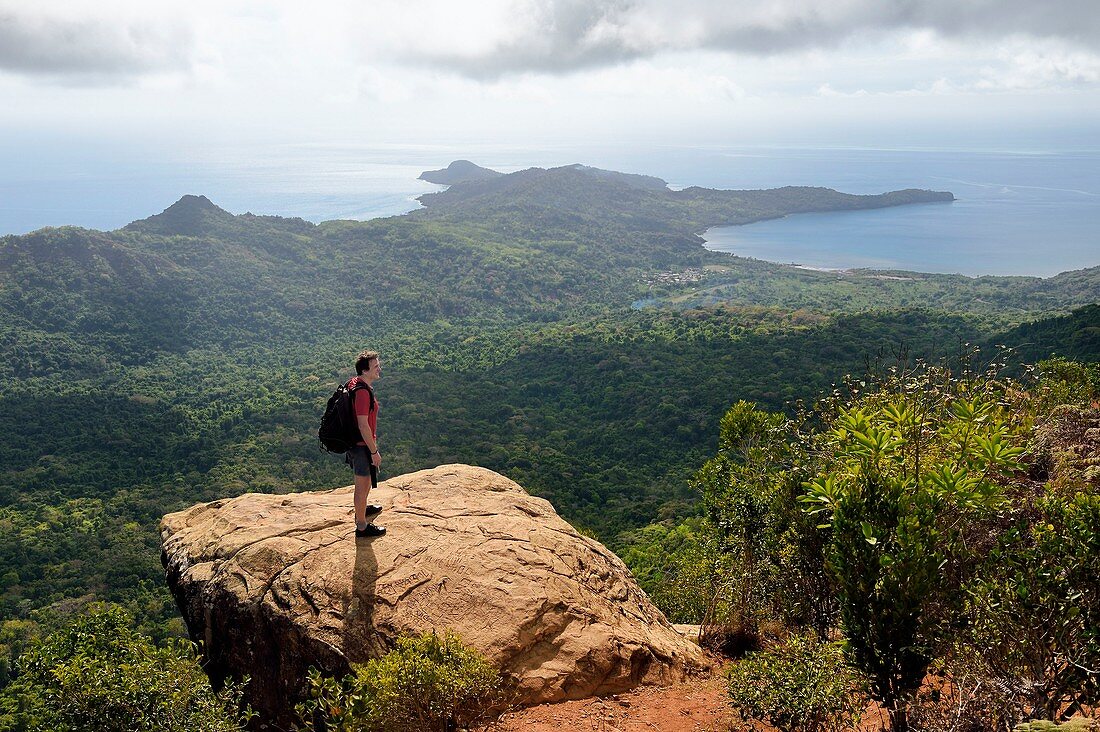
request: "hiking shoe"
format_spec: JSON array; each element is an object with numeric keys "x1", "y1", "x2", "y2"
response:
[
  {"x1": 364, "y1": 504, "x2": 383, "y2": 519},
  {"x1": 355, "y1": 523, "x2": 386, "y2": 538}
]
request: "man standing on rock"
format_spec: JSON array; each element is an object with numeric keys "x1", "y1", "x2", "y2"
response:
[{"x1": 346, "y1": 350, "x2": 386, "y2": 538}]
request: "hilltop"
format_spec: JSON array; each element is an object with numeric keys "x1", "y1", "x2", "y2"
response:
[
  {"x1": 124, "y1": 194, "x2": 236, "y2": 236},
  {"x1": 418, "y1": 159, "x2": 504, "y2": 185},
  {"x1": 123, "y1": 194, "x2": 315, "y2": 237}
]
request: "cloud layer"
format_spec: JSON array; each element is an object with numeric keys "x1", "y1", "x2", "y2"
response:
[
  {"x1": 2, "y1": 0, "x2": 1097, "y2": 88},
  {"x1": 1, "y1": 0, "x2": 1096, "y2": 148},
  {"x1": 0, "y1": 6, "x2": 192, "y2": 83},
  {"x1": 367, "y1": 0, "x2": 1100, "y2": 78}
]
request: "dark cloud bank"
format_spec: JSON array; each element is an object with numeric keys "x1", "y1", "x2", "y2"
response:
[{"x1": 409, "y1": 0, "x2": 1100, "y2": 79}]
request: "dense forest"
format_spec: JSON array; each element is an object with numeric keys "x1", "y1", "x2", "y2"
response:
[{"x1": 0, "y1": 163, "x2": 1097, "y2": 728}]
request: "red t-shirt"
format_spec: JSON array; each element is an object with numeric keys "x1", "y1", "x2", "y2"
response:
[{"x1": 347, "y1": 377, "x2": 378, "y2": 446}]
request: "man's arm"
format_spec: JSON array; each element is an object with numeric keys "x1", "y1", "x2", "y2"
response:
[{"x1": 357, "y1": 415, "x2": 378, "y2": 455}]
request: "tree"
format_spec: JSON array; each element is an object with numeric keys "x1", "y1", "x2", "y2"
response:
[
  {"x1": 694, "y1": 401, "x2": 836, "y2": 648},
  {"x1": 694, "y1": 401, "x2": 789, "y2": 649}
]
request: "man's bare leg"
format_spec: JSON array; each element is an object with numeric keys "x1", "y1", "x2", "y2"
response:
[{"x1": 353, "y1": 473, "x2": 372, "y2": 528}]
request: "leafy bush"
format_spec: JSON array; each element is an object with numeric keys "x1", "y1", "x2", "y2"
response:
[
  {"x1": 297, "y1": 631, "x2": 506, "y2": 732},
  {"x1": 800, "y1": 361, "x2": 1027, "y2": 730},
  {"x1": 0, "y1": 604, "x2": 250, "y2": 732},
  {"x1": 695, "y1": 401, "x2": 789, "y2": 646},
  {"x1": 727, "y1": 632, "x2": 865, "y2": 731},
  {"x1": 0, "y1": 619, "x2": 37, "y2": 689}
]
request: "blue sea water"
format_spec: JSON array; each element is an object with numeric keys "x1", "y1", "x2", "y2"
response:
[{"x1": 1, "y1": 141, "x2": 1097, "y2": 278}]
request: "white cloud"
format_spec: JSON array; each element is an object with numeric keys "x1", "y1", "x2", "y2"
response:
[
  {"x1": 816, "y1": 83, "x2": 869, "y2": 98},
  {"x1": 565, "y1": 59, "x2": 747, "y2": 102},
  {"x1": 927, "y1": 78, "x2": 958, "y2": 95},
  {"x1": 4, "y1": 1, "x2": 1098, "y2": 95},
  {"x1": 986, "y1": 45, "x2": 1100, "y2": 88}
]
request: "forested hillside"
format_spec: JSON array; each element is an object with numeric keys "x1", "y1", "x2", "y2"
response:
[{"x1": 0, "y1": 163, "x2": 1096, "y2": 646}]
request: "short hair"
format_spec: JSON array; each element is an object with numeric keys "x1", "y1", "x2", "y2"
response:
[{"x1": 355, "y1": 350, "x2": 379, "y2": 375}]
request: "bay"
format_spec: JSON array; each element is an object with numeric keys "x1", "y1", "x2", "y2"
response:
[{"x1": 697, "y1": 148, "x2": 1100, "y2": 278}]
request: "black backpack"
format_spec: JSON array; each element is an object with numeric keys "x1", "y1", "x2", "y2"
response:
[{"x1": 318, "y1": 380, "x2": 374, "y2": 453}]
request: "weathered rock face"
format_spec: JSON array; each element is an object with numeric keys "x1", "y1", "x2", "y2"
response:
[{"x1": 161, "y1": 464, "x2": 709, "y2": 726}]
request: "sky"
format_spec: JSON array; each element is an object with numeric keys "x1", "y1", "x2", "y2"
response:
[{"x1": 2, "y1": 0, "x2": 1099, "y2": 152}]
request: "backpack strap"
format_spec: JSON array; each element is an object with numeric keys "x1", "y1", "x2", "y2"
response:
[{"x1": 350, "y1": 381, "x2": 375, "y2": 413}]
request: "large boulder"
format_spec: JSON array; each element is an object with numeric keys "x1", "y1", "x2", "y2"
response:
[{"x1": 161, "y1": 464, "x2": 710, "y2": 727}]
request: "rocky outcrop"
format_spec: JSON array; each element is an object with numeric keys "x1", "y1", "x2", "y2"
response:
[{"x1": 161, "y1": 465, "x2": 709, "y2": 727}]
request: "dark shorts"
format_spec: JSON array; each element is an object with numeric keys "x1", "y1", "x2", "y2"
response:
[{"x1": 346, "y1": 446, "x2": 378, "y2": 485}]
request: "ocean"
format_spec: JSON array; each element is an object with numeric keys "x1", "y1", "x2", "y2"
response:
[{"x1": 1, "y1": 142, "x2": 1097, "y2": 278}]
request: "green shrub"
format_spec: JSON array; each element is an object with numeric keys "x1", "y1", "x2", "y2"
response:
[
  {"x1": 800, "y1": 361, "x2": 1027, "y2": 730},
  {"x1": 1033, "y1": 357, "x2": 1100, "y2": 413},
  {"x1": 0, "y1": 604, "x2": 250, "y2": 732},
  {"x1": 297, "y1": 631, "x2": 506, "y2": 732},
  {"x1": 726, "y1": 632, "x2": 865, "y2": 732}
]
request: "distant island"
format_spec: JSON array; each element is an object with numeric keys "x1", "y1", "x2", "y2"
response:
[
  {"x1": 418, "y1": 160, "x2": 503, "y2": 185},
  {"x1": 414, "y1": 161, "x2": 955, "y2": 232}
]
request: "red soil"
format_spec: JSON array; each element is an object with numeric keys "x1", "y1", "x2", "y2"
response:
[{"x1": 488, "y1": 676, "x2": 736, "y2": 732}]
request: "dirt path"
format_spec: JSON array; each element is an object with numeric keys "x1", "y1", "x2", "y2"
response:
[
  {"x1": 485, "y1": 674, "x2": 896, "y2": 732},
  {"x1": 489, "y1": 676, "x2": 736, "y2": 732}
]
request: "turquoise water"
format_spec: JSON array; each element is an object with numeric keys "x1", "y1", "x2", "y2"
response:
[{"x1": 1, "y1": 142, "x2": 1097, "y2": 278}]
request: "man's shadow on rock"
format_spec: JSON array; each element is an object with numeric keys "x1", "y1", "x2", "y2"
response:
[{"x1": 344, "y1": 539, "x2": 384, "y2": 661}]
